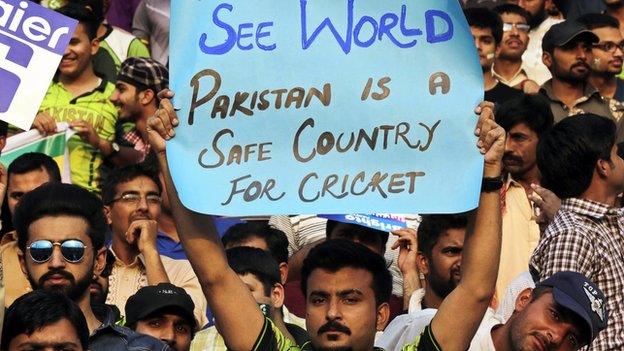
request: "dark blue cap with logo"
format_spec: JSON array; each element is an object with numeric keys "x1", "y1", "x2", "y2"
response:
[
  {"x1": 536, "y1": 271, "x2": 608, "y2": 343},
  {"x1": 542, "y1": 20, "x2": 599, "y2": 53}
]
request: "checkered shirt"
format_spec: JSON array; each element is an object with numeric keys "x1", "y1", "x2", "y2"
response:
[
  {"x1": 530, "y1": 198, "x2": 624, "y2": 351},
  {"x1": 122, "y1": 130, "x2": 150, "y2": 162}
]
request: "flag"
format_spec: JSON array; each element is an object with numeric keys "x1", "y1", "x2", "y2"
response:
[{"x1": 0, "y1": 123, "x2": 74, "y2": 182}]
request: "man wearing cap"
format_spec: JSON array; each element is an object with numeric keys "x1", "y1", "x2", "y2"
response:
[
  {"x1": 108, "y1": 57, "x2": 169, "y2": 166},
  {"x1": 532, "y1": 114, "x2": 624, "y2": 350},
  {"x1": 469, "y1": 271, "x2": 608, "y2": 351},
  {"x1": 539, "y1": 20, "x2": 614, "y2": 123},
  {"x1": 125, "y1": 283, "x2": 197, "y2": 351}
]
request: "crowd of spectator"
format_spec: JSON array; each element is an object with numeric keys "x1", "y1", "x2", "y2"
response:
[{"x1": 1, "y1": 0, "x2": 624, "y2": 350}]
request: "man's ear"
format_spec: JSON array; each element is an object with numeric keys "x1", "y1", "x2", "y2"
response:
[
  {"x1": 416, "y1": 252, "x2": 429, "y2": 275},
  {"x1": 542, "y1": 51, "x2": 553, "y2": 69},
  {"x1": 376, "y1": 302, "x2": 391, "y2": 331},
  {"x1": 103, "y1": 206, "x2": 113, "y2": 225},
  {"x1": 139, "y1": 89, "x2": 156, "y2": 106},
  {"x1": 596, "y1": 158, "x2": 612, "y2": 178},
  {"x1": 93, "y1": 247, "x2": 107, "y2": 277},
  {"x1": 90, "y1": 38, "x2": 100, "y2": 56},
  {"x1": 278, "y1": 262, "x2": 289, "y2": 285},
  {"x1": 18, "y1": 247, "x2": 28, "y2": 276},
  {"x1": 514, "y1": 287, "x2": 534, "y2": 312},
  {"x1": 271, "y1": 283, "x2": 285, "y2": 309}
]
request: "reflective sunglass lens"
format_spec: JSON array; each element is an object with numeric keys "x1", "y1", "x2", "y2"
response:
[
  {"x1": 61, "y1": 240, "x2": 85, "y2": 262},
  {"x1": 29, "y1": 241, "x2": 53, "y2": 262}
]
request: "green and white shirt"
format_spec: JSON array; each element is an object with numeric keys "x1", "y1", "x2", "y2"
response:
[
  {"x1": 252, "y1": 318, "x2": 441, "y2": 351},
  {"x1": 38, "y1": 78, "x2": 118, "y2": 194}
]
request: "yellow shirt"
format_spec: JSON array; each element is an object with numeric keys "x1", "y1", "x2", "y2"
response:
[
  {"x1": 106, "y1": 249, "x2": 208, "y2": 327},
  {"x1": 0, "y1": 232, "x2": 32, "y2": 307},
  {"x1": 496, "y1": 176, "x2": 540, "y2": 302}
]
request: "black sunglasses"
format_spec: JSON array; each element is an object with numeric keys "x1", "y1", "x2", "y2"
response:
[{"x1": 26, "y1": 239, "x2": 88, "y2": 263}]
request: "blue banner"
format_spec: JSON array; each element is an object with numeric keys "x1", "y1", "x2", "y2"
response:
[{"x1": 169, "y1": 0, "x2": 484, "y2": 216}]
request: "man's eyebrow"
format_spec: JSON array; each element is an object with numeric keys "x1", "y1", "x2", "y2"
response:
[
  {"x1": 309, "y1": 290, "x2": 330, "y2": 297},
  {"x1": 337, "y1": 289, "x2": 363, "y2": 297}
]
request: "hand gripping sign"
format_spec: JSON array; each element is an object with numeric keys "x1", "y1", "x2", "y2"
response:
[
  {"x1": 0, "y1": 0, "x2": 77, "y2": 130},
  {"x1": 168, "y1": 0, "x2": 484, "y2": 216}
]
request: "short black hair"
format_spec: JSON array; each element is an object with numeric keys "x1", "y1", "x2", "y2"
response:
[
  {"x1": 417, "y1": 214, "x2": 469, "y2": 258},
  {"x1": 101, "y1": 162, "x2": 162, "y2": 205},
  {"x1": 14, "y1": 183, "x2": 107, "y2": 253},
  {"x1": 496, "y1": 94, "x2": 554, "y2": 137},
  {"x1": 326, "y1": 220, "x2": 390, "y2": 250},
  {"x1": 8, "y1": 152, "x2": 62, "y2": 183},
  {"x1": 494, "y1": 4, "x2": 531, "y2": 24},
  {"x1": 301, "y1": 239, "x2": 392, "y2": 306},
  {"x1": 57, "y1": 2, "x2": 100, "y2": 40},
  {"x1": 464, "y1": 7, "x2": 503, "y2": 45},
  {"x1": 222, "y1": 222, "x2": 289, "y2": 265},
  {"x1": 537, "y1": 114, "x2": 616, "y2": 199},
  {"x1": 226, "y1": 247, "x2": 280, "y2": 296},
  {"x1": 67, "y1": 0, "x2": 105, "y2": 24},
  {"x1": 1, "y1": 290, "x2": 89, "y2": 350},
  {"x1": 577, "y1": 13, "x2": 620, "y2": 31}
]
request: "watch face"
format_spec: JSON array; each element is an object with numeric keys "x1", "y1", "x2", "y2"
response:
[{"x1": 112, "y1": 142, "x2": 120, "y2": 153}]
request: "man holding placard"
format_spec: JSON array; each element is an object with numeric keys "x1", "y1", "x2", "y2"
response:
[
  {"x1": 32, "y1": 3, "x2": 118, "y2": 194},
  {"x1": 145, "y1": 91, "x2": 505, "y2": 351}
]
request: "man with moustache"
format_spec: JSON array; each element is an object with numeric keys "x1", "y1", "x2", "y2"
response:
[
  {"x1": 539, "y1": 20, "x2": 614, "y2": 122},
  {"x1": 376, "y1": 214, "x2": 469, "y2": 351},
  {"x1": 492, "y1": 5, "x2": 540, "y2": 93},
  {"x1": 495, "y1": 94, "x2": 553, "y2": 301},
  {"x1": 578, "y1": 14, "x2": 624, "y2": 121},
  {"x1": 101, "y1": 163, "x2": 207, "y2": 327},
  {"x1": 14, "y1": 183, "x2": 171, "y2": 350}
]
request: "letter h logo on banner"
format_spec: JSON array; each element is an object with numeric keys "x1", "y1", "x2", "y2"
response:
[{"x1": 0, "y1": 35, "x2": 33, "y2": 113}]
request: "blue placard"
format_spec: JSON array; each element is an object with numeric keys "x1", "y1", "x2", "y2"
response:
[{"x1": 169, "y1": 0, "x2": 484, "y2": 216}]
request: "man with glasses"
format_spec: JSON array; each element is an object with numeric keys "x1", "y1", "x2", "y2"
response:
[
  {"x1": 578, "y1": 13, "x2": 624, "y2": 122},
  {"x1": 14, "y1": 182, "x2": 171, "y2": 350},
  {"x1": 493, "y1": 5, "x2": 540, "y2": 93},
  {"x1": 539, "y1": 20, "x2": 615, "y2": 122},
  {"x1": 101, "y1": 163, "x2": 207, "y2": 327}
]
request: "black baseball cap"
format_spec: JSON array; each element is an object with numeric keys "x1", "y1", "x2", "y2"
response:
[
  {"x1": 125, "y1": 283, "x2": 197, "y2": 329},
  {"x1": 542, "y1": 20, "x2": 599, "y2": 53},
  {"x1": 536, "y1": 271, "x2": 608, "y2": 343}
]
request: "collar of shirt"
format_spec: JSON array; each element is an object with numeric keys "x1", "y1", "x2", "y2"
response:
[
  {"x1": 492, "y1": 63, "x2": 528, "y2": 87},
  {"x1": 109, "y1": 247, "x2": 145, "y2": 268},
  {"x1": 560, "y1": 198, "x2": 620, "y2": 219},
  {"x1": 540, "y1": 79, "x2": 603, "y2": 106}
]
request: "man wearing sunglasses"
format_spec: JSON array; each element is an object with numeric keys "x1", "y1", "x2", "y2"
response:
[
  {"x1": 577, "y1": 13, "x2": 624, "y2": 122},
  {"x1": 101, "y1": 163, "x2": 207, "y2": 327},
  {"x1": 14, "y1": 183, "x2": 171, "y2": 350},
  {"x1": 1, "y1": 153, "x2": 62, "y2": 308}
]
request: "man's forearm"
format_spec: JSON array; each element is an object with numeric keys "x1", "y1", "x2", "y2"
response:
[{"x1": 143, "y1": 249, "x2": 170, "y2": 285}]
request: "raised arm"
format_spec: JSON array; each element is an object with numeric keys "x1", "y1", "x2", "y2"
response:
[
  {"x1": 429, "y1": 103, "x2": 505, "y2": 351},
  {"x1": 146, "y1": 91, "x2": 265, "y2": 350}
]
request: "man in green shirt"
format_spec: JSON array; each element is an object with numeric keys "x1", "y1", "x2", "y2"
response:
[
  {"x1": 33, "y1": 3, "x2": 119, "y2": 194},
  {"x1": 146, "y1": 92, "x2": 506, "y2": 351}
]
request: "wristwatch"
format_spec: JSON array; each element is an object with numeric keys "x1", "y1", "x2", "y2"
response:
[{"x1": 481, "y1": 176, "x2": 503, "y2": 192}]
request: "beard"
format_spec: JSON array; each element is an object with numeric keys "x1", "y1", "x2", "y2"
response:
[
  {"x1": 528, "y1": 6, "x2": 546, "y2": 29},
  {"x1": 28, "y1": 266, "x2": 93, "y2": 300},
  {"x1": 428, "y1": 266, "x2": 460, "y2": 299},
  {"x1": 554, "y1": 61, "x2": 590, "y2": 84}
]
